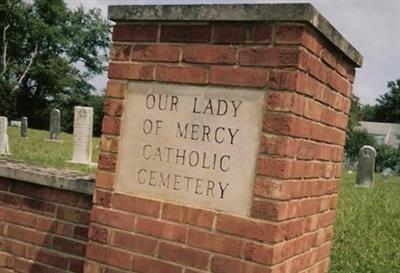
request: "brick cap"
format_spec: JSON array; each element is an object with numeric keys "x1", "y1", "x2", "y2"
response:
[
  {"x1": 0, "y1": 159, "x2": 94, "y2": 195},
  {"x1": 109, "y1": 4, "x2": 362, "y2": 67}
]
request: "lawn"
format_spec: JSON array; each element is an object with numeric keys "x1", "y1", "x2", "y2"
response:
[
  {"x1": 0, "y1": 126, "x2": 100, "y2": 174},
  {"x1": 331, "y1": 172, "x2": 400, "y2": 273}
]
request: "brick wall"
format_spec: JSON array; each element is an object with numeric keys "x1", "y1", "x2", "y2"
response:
[
  {"x1": 87, "y1": 19, "x2": 357, "y2": 273},
  {"x1": 0, "y1": 177, "x2": 92, "y2": 273}
]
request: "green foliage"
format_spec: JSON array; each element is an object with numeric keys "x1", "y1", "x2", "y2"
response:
[
  {"x1": 1, "y1": 127, "x2": 99, "y2": 174},
  {"x1": 375, "y1": 79, "x2": 400, "y2": 123},
  {"x1": 359, "y1": 104, "x2": 376, "y2": 121},
  {"x1": 331, "y1": 172, "x2": 400, "y2": 273},
  {"x1": 345, "y1": 128, "x2": 377, "y2": 163},
  {"x1": 0, "y1": 0, "x2": 110, "y2": 132},
  {"x1": 375, "y1": 144, "x2": 400, "y2": 173}
]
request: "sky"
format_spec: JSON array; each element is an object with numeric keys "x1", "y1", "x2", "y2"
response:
[{"x1": 65, "y1": 0, "x2": 400, "y2": 105}]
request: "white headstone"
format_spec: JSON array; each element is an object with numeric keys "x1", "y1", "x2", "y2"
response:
[
  {"x1": 70, "y1": 107, "x2": 93, "y2": 164},
  {"x1": 0, "y1": 117, "x2": 10, "y2": 155},
  {"x1": 356, "y1": 145, "x2": 377, "y2": 188}
]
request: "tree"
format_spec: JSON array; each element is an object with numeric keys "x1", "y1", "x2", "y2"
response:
[
  {"x1": 0, "y1": 0, "x2": 110, "y2": 130},
  {"x1": 374, "y1": 79, "x2": 400, "y2": 123}
]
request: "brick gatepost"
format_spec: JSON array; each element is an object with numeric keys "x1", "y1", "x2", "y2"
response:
[{"x1": 85, "y1": 4, "x2": 362, "y2": 273}]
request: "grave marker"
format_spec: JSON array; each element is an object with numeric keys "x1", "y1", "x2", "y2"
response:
[
  {"x1": 49, "y1": 109, "x2": 61, "y2": 140},
  {"x1": 0, "y1": 117, "x2": 10, "y2": 155},
  {"x1": 70, "y1": 106, "x2": 93, "y2": 164},
  {"x1": 21, "y1": 117, "x2": 28, "y2": 137},
  {"x1": 356, "y1": 145, "x2": 377, "y2": 188}
]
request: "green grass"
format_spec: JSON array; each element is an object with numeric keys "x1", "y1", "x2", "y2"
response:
[
  {"x1": 0, "y1": 127, "x2": 99, "y2": 174},
  {"x1": 331, "y1": 172, "x2": 400, "y2": 273}
]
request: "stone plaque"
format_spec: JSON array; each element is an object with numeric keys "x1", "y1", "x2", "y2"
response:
[
  {"x1": 356, "y1": 145, "x2": 377, "y2": 188},
  {"x1": 116, "y1": 82, "x2": 265, "y2": 215},
  {"x1": 70, "y1": 106, "x2": 93, "y2": 164}
]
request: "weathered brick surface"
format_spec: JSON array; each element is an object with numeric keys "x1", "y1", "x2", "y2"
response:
[
  {"x1": 0, "y1": 178, "x2": 91, "y2": 273},
  {"x1": 82, "y1": 19, "x2": 359, "y2": 273}
]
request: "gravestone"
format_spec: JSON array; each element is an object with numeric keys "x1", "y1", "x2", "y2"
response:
[
  {"x1": 356, "y1": 145, "x2": 377, "y2": 188},
  {"x1": 0, "y1": 116, "x2": 10, "y2": 155},
  {"x1": 69, "y1": 106, "x2": 93, "y2": 164},
  {"x1": 10, "y1": 120, "x2": 21, "y2": 127},
  {"x1": 49, "y1": 109, "x2": 61, "y2": 140},
  {"x1": 21, "y1": 117, "x2": 28, "y2": 137}
]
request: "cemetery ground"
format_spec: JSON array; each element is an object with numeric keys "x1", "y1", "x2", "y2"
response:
[
  {"x1": 0, "y1": 127, "x2": 399, "y2": 272},
  {"x1": 0, "y1": 126, "x2": 99, "y2": 174}
]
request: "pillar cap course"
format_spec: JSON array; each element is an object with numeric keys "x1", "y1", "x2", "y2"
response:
[{"x1": 109, "y1": 4, "x2": 362, "y2": 67}]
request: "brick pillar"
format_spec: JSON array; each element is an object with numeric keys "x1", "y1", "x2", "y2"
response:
[{"x1": 85, "y1": 4, "x2": 362, "y2": 273}]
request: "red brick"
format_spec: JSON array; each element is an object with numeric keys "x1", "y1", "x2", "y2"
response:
[
  {"x1": 211, "y1": 256, "x2": 274, "y2": 273},
  {"x1": 94, "y1": 190, "x2": 112, "y2": 208},
  {"x1": 5, "y1": 209, "x2": 36, "y2": 227},
  {"x1": 132, "y1": 44, "x2": 181, "y2": 62},
  {"x1": 183, "y1": 44, "x2": 236, "y2": 64},
  {"x1": 89, "y1": 224, "x2": 108, "y2": 244},
  {"x1": 213, "y1": 24, "x2": 246, "y2": 44},
  {"x1": 300, "y1": 50, "x2": 328, "y2": 82},
  {"x1": 96, "y1": 171, "x2": 115, "y2": 190},
  {"x1": 100, "y1": 135, "x2": 119, "y2": 154},
  {"x1": 210, "y1": 66, "x2": 267, "y2": 88},
  {"x1": 21, "y1": 197, "x2": 55, "y2": 216},
  {"x1": 113, "y1": 193, "x2": 161, "y2": 217},
  {"x1": 104, "y1": 99, "x2": 123, "y2": 117},
  {"x1": 110, "y1": 44, "x2": 131, "y2": 61},
  {"x1": 29, "y1": 249, "x2": 69, "y2": 269},
  {"x1": 69, "y1": 258, "x2": 85, "y2": 273},
  {"x1": 275, "y1": 25, "x2": 323, "y2": 56},
  {"x1": 132, "y1": 255, "x2": 182, "y2": 273},
  {"x1": 256, "y1": 157, "x2": 291, "y2": 178},
  {"x1": 102, "y1": 116, "x2": 121, "y2": 135},
  {"x1": 84, "y1": 261, "x2": 102, "y2": 273},
  {"x1": 135, "y1": 217, "x2": 186, "y2": 243},
  {"x1": 304, "y1": 99, "x2": 323, "y2": 121},
  {"x1": 111, "y1": 230, "x2": 157, "y2": 255},
  {"x1": 56, "y1": 206, "x2": 90, "y2": 225},
  {"x1": 0, "y1": 252, "x2": 14, "y2": 268},
  {"x1": 321, "y1": 49, "x2": 337, "y2": 68},
  {"x1": 74, "y1": 226, "x2": 89, "y2": 241},
  {"x1": 158, "y1": 242, "x2": 209, "y2": 270},
  {"x1": 91, "y1": 206, "x2": 134, "y2": 231},
  {"x1": 161, "y1": 25, "x2": 211, "y2": 42},
  {"x1": 156, "y1": 65, "x2": 208, "y2": 84},
  {"x1": 244, "y1": 242, "x2": 274, "y2": 265},
  {"x1": 251, "y1": 199, "x2": 289, "y2": 221},
  {"x1": 108, "y1": 63, "x2": 154, "y2": 80},
  {"x1": 250, "y1": 23, "x2": 272, "y2": 43},
  {"x1": 86, "y1": 243, "x2": 131, "y2": 270},
  {"x1": 97, "y1": 153, "x2": 117, "y2": 172},
  {"x1": 162, "y1": 203, "x2": 214, "y2": 229},
  {"x1": 239, "y1": 47, "x2": 279, "y2": 66},
  {"x1": 259, "y1": 134, "x2": 297, "y2": 157},
  {"x1": 2, "y1": 239, "x2": 28, "y2": 257},
  {"x1": 268, "y1": 70, "x2": 298, "y2": 91},
  {"x1": 320, "y1": 211, "x2": 336, "y2": 228},
  {"x1": 7, "y1": 224, "x2": 50, "y2": 246},
  {"x1": 53, "y1": 236, "x2": 86, "y2": 256},
  {"x1": 106, "y1": 81, "x2": 126, "y2": 99},
  {"x1": 266, "y1": 91, "x2": 305, "y2": 115},
  {"x1": 112, "y1": 25, "x2": 158, "y2": 42},
  {"x1": 188, "y1": 228, "x2": 243, "y2": 257},
  {"x1": 216, "y1": 214, "x2": 283, "y2": 243}
]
